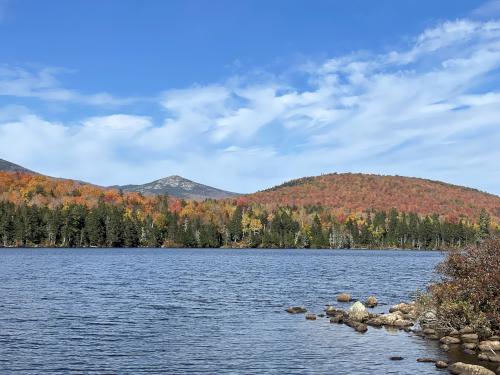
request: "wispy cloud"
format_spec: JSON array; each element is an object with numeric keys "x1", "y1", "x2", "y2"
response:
[
  {"x1": 472, "y1": 0, "x2": 500, "y2": 17},
  {"x1": 0, "y1": 66, "x2": 136, "y2": 106},
  {"x1": 1, "y1": 19, "x2": 500, "y2": 194}
]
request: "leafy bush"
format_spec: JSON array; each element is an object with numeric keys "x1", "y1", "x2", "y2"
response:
[{"x1": 421, "y1": 237, "x2": 499, "y2": 336}]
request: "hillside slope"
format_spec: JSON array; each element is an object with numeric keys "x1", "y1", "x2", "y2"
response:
[
  {"x1": 116, "y1": 175, "x2": 239, "y2": 200},
  {"x1": 247, "y1": 173, "x2": 500, "y2": 222},
  {"x1": 0, "y1": 159, "x2": 34, "y2": 174}
]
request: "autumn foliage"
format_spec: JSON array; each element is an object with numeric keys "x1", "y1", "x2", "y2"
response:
[
  {"x1": 425, "y1": 237, "x2": 500, "y2": 335},
  {"x1": 249, "y1": 173, "x2": 500, "y2": 223}
]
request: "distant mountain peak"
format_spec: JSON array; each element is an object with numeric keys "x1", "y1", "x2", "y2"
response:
[{"x1": 116, "y1": 175, "x2": 239, "y2": 200}]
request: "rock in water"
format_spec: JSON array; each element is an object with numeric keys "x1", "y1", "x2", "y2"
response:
[
  {"x1": 417, "y1": 358, "x2": 436, "y2": 363},
  {"x1": 448, "y1": 362, "x2": 495, "y2": 375},
  {"x1": 365, "y1": 296, "x2": 378, "y2": 307},
  {"x1": 325, "y1": 305, "x2": 338, "y2": 316},
  {"x1": 337, "y1": 293, "x2": 352, "y2": 302},
  {"x1": 390, "y1": 356, "x2": 404, "y2": 361},
  {"x1": 479, "y1": 340, "x2": 500, "y2": 352},
  {"x1": 440, "y1": 336, "x2": 461, "y2": 345},
  {"x1": 477, "y1": 352, "x2": 500, "y2": 362},
  {"x1": 459, "y1": 326, "x2": 474, "y2": 334},
  {"x1": 305, "y1": 313, "x2": 317, "y2": 320},
  {"x1": 435, "y1": 361, "x2": 448, "y2": 369},
  {"x1": 348, "y1": 301, "x2": 368, "y2": 321},
  {"x1": 461, "y1": 333, "x2": 479, "y2": 343},
  {"x1": 286, "y1": 306, "x2": 307, "y2": 314},
  {"x1": 345, "y1": 319, "x2": 368, "y2": 333}
]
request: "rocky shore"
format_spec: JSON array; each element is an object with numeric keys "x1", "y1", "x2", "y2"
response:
[{"x1": 287, "y1": 294, "x2": 499, "y2": 375}]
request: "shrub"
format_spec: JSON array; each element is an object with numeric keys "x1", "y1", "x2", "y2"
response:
[{"x1": 419, "y1": 237, "x2": 499, "y2": 336}]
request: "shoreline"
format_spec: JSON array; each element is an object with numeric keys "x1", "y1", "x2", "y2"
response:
[{"x1": 0, "y1": 245, "x2": 446, "y2": 251}]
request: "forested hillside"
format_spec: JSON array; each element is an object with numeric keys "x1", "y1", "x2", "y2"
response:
[
  {"x1": 249, "y1": 173, "x2": 500, "y2": 222},
  {"x1": 0, "y1": 171, "x2": 498, "y2": 249}
]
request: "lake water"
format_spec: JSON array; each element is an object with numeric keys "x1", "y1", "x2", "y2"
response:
[{"x1": 0, "y1": 248, "x2": 470, "y2": 374}]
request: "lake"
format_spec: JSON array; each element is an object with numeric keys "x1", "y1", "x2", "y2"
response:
[{"x1": 0, "y1": 248, "x2": 459, "y2": 374}]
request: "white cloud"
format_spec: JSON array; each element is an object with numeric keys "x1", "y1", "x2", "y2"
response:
[
  {"x1": 1, "y1": 19, "x2": 500, "y2": 194},
  {"x1": 0, "y1": 66, "x2": 135, "y2": 106}
]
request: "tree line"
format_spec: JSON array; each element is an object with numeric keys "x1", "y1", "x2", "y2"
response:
[{"x1": 0, "y1": 197, "x2": 493, "y2": 249}]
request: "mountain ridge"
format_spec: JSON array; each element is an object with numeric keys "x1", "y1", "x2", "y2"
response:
[
  {"x1": 114, "y1": 175, "x2": 239, "y2": 200},
  {"x1": 0, "y1": 158, "x2": 498, "y2": 221}
]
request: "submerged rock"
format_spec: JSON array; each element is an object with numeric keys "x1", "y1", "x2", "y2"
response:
[
  {"x1": 337, "y1": 293, "x2": 352, "y2": 302},
  {"x1": 417, "y1": 357, "x2": 436, "y2": 363},
  {"x1": 286, "y1": 306, "x2": 307, "y2": 314},
  {"x1": 389, "y1": 356, "x2": 404, "y2": 361},
  {"x1": 448, "y1": 362, "x2": 495, "y2": 375}
]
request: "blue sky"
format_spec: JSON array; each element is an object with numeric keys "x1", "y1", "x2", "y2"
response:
[{"x1": 1, "y1": 0, "x2": 500, "y2": 194}]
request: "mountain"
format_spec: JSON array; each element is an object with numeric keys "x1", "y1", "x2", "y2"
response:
[
  {"x1": 246, "y1": 173, "x2": 500, "y2": 221},
  {"x1": 0, "y1": 159, "x2": 34, "y2": 174},
  {"x1": 116, "y1": 175, "x2": 239, "y2": 200}
]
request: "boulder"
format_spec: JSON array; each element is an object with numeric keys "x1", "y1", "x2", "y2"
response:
[
  {"x1": 477, "y1": 353, "x2": 500, "y2": 363},
  {"x1": 305, "y1": 313, "x2": 317, "y2": 320},
  {"x1": 379, "y1": 312, "x2": 400, "y2": 325},
  {"x1": 449, "y1": 329, "x2": 461, "y2": 337},
  {"x1": 460, "y1": 326, "x2": 474, "y2": 334},
  {"x1": 348, "y1": 301, "x2": 368, "y2": 321},
  {"x1": 440, "y1": 336, "x2": 461, "y2": 345},
  {"x1": 365, "y1": 296, "x2": 378, "y2": 308},
  {"x1": 393, "y1": 319, "x2": 413, "y2": 328},
  {"x1": 464, "y1": 349, "x2": 476, "y2": 355},
  {"x1": 479, "y1": 340, "x2": 500, "y2": 352},
  {"x1": 461, "y1": 333, "x2": 479, "y2": 343},
  {"x1": 448, "y1": 362, "x2": 495, "y2": 375},
  {"x1": 337, "y1": 293, "x2": 352, "y2": 302},
  {"x1": 345, "y1": 320, "x2": 368, "y2": 333},
  {"x1": 435, "y1": 361, "x2": 448, "y2": 369},
  {"x1": 441, "y1": 344, "x2": 450, "y2": 351},
  {"x1": 325, "y1": 306, "x2": 338, "y2": 316},
  {"x1": 423, "y1": 328, "x2": 437, "y2": 335},
  {"x1": 329, "y1": 313, "x2": 344, "y2": 324},
  {"x1": 389, "y1": 303, "x2": 413, "y2": 314},
  {"x1": 462, "y1": 342, "x2": 477, "y2": 350},
  {"x1": 286, "y1": 306, "x2": 307, "y2": 314}
]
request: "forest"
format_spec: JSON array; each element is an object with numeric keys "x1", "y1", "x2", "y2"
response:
[
  {"x1": 0, "y1": 197, "x2": 493, "y2": 249},
  {"x1": 0, "y1": 171, "x2": 497, "y2": 249}
]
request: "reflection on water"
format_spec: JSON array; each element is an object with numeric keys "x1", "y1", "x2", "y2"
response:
[{"x1": 0, "y1": 248, "x2": 490, "y2": 374}]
